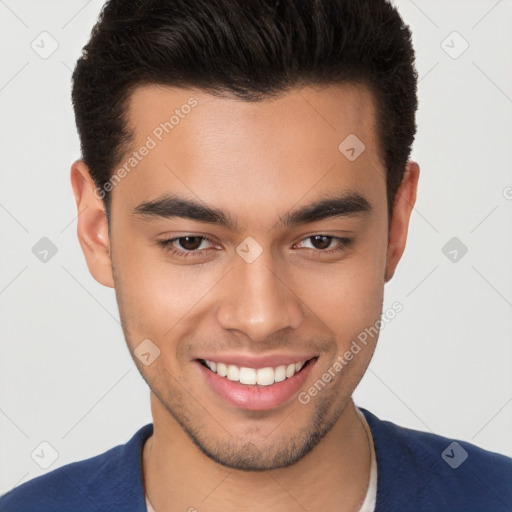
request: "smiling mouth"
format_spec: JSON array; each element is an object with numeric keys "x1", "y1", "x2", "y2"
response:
[{"x1": 197, "y1": 357, "x2": 318, "y2": 386}]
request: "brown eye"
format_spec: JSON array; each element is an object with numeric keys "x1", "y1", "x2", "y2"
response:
[
  {"x1": 157, "y1": 235, "x2": 217, "y2": 259},
  {"x1": 309, "y1": 235, "x2": 333, "y2": 250},
  {"x1": 295, "y1": 235, "x2": 353, "y2": 255},
  {"x1": 177, "y1": 236, "x2": 205, "y2": 251}
]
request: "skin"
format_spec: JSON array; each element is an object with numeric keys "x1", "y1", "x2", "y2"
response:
[{"x1": 71, "y1": 83, "x2": 419, "y2": 511}]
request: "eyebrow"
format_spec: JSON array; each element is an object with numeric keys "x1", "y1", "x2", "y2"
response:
[{"x1": 132, "y1": 191, "x2": 372, "y2": 230}]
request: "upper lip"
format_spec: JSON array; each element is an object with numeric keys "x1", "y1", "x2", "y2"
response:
[{"x1": 197, "y1": 353, "x2": 318, "y2": 369}]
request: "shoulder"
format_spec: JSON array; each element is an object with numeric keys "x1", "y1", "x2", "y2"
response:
[
  {"x1": 0, "y1": 424, "x2": 153, "y2": 512},
  {"x1": 360, "y1": 408, "x2": 512, "y2": 511}
]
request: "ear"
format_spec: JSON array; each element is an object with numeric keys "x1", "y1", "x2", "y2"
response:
[
  {"x1": 385, "y1": 161, "x2": 420, "y2": 282},
  {"x1": 70, "y1": 160, "x2": 114, "y2": 288}
]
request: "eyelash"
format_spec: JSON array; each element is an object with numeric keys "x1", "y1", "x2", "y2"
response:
[{"x1": 156, "y1": 235, "x2": 353, "y2": 259}]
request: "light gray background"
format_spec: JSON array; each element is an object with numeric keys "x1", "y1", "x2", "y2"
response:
[{"x1": 1, "y1": 0, "x2": 511, "y2": 495}]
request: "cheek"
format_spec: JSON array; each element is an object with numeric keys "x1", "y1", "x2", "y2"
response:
[
  {"x1": 294, "y1": 235, "x2": 387, "y2": 335},
  {"x1": 112, "y1": 233, "x2": 224, "y2": 346},
  {"x1": 296, "y1": 265, "x2": 384, "y2": 342}
]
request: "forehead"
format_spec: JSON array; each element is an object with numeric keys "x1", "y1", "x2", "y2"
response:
[
  {"x1": 126, "y1": 82, "x2": 379, "y2": 153},
  {"x1": 114, "y1": 83, "x2": 385, "y2": 221}
]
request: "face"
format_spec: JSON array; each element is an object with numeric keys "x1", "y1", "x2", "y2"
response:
[{"x1": 71, "y1": 83, "x2": 418, "y2": 471}]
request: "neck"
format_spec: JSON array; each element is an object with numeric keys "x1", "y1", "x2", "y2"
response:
[{"x1": 142, "y1": 394, "x2": 371, "y2": 512}]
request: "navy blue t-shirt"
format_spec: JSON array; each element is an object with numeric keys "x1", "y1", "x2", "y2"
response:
[{"x1": 1, "y1": 408, "x2": 511, "y2": 511}]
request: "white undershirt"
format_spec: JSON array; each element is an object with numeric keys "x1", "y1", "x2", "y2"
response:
[
  {"x1": 145, "y1": 408, "x2": 377, "y2": 512},
  {"x1": 356, "y1": 407, "x2": 378, "y2": 512}
]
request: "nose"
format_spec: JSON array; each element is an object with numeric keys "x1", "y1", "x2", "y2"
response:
[{"x1": 216, "y1": 249, "x2": 305, "y2": 342}]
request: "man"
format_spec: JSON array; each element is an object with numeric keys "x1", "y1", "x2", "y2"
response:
[{"x1": 2, "y1": 0, "x2": 511, "y2": 510}]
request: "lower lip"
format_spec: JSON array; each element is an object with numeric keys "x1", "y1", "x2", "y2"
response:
[{"x1": 196, "y1": 358, "x2": 317, "y2": 411}]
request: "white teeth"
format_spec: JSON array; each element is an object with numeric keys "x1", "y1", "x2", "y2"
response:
[
  {"x1": 274, "y1": 365, "x2": 286, "y2": 383},
  {"x1": 216, "y1": 362, "x2": 227, "y2": 377},
  {"x1": 256, "y1": 367, "x2": 274, "y2": 386},
  {"x1": 205, "y1": 360, "x2": 216, "y2": 372},
  {"x1": 203, "y1": 358, "x2": 311, "y2": 385},
  {"x1": 226, "y1": 365, "x2": 240, "y2": 381},
  {"x1": 239, "y1": 367, "x2": 257, "y2": 385}
]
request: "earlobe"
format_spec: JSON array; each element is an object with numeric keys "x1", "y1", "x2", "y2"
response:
[
  {"x1": 70, "y1": 160, "x2": 115, "y2": 288},
  {"x1": 384, "y1": 161, "x2": 420, "y2": 282}
]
